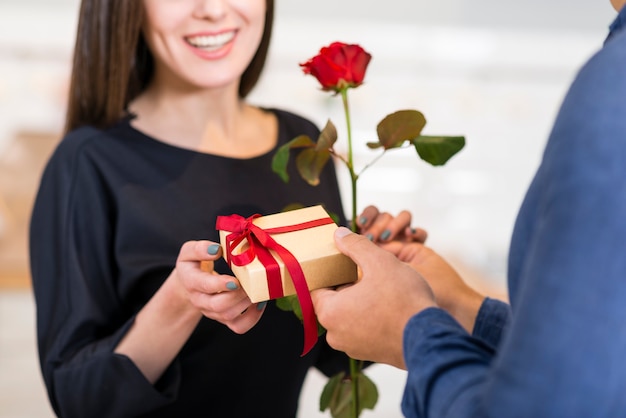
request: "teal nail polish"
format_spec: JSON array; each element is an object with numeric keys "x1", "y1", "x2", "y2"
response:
[
  {"x1": 410, "y1": 227, "x2": 417, "y2": 234},
  {"x1": 359, "y1": 216, "x2": 368, "y2": 225},
  {"x1": 207, "y1": 244, "x2": 220, "y2": 255},
  {"x1": 381, "y1": 229, "x2": 391, "y2": 241},
  {"x1": 226, "y1": 281, "x2": 238, "y2": 290},
  {"x1": 366, "y1": 233, "x2": 374, "y2": 241},
  {"x1": 257, "y1": 301, "x2": 267, "y2": 311}
]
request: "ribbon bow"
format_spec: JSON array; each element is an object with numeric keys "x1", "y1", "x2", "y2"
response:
[{"x1": 216, "y1": 213, "x2": 335, "y2": 355}]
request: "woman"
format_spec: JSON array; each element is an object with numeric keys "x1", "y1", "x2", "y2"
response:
[{"x1": 30, "y1": 1, "x2": 354, "y2": 416}]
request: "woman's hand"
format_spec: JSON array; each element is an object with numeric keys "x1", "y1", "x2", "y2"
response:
[
  {"x1": 174, "y1": 241, "x2": 266, "y2": 334},
  {"x1": 379, "y1": 240, "x2": 484, "y2": 333},
  {"x1": 356, "y1": 206, "x2": 481, "y2": 332},
  {"x1": 357, "y1": 205, "x2": 428, "y2": 243},
  {"x1": 115, "y1": 239, "x2": 266, "y2": 384}
]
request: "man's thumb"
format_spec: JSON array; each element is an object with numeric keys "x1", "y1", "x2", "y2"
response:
[{"x1": 334, "y1": 226, "x2": 380, "y2": 269}]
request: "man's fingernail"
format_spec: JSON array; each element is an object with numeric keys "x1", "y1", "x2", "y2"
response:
[
  {"x1": 380, "y1": 229, "x2": 391, "y2": 240},
  {"x1": 256, "y1": 301, "x2": 267, "y2": 311},
  {"x1": 226, "y1": 281, "x2": 238, "y2": 290},
  {"x1": 335, "y1": 227, "x2": 352, "y2": 238},
  {"x1": 208, "y1": 244, "x2": 220, "y2": 255}
]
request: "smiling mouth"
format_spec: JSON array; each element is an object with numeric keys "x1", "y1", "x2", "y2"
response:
[{"x1": 185, "y1": 31, "x2": 236, "y2": 51}]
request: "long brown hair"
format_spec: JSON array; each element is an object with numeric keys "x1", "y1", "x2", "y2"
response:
[{"x1": 64, "y1": 0, "x2": 275, "y2": 134}]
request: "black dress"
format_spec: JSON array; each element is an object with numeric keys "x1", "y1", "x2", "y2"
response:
[{"x1": 29, "y1": 109, "x2": 350, "y2": 418}]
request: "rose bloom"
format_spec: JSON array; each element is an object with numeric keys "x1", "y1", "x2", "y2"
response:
[{"x1": 300, "y1": 42, "x2": 372, "y2": 92}]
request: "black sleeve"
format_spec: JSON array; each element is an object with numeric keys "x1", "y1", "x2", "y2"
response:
[{"x1": 29, "y1": 129, "x2": 177, "y2": 417}]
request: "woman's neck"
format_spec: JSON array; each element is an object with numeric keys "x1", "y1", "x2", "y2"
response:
[{"x1": 128, "y1": 85, "x2": 277, "y2": 158}]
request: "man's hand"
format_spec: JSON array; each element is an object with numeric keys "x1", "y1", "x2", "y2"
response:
[{"x1": 311, "y1": 227, "x2": 437, "y2": 369}]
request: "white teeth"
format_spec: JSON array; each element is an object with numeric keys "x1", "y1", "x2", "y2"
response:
[{"x1": 186, "y1": 31, "x2": 235, "y2": 50}]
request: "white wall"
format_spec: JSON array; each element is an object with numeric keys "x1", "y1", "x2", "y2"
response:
[{"x1": 0, "y1": 1, "x2": 614, "y2": 287}]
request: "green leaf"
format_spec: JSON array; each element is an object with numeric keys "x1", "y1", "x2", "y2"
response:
[
  {"x1": 356, "y1": 372, "x2": 379, "y2": 411},
  {"x1": 324, "y1": 374, "x2": 353, "y2": 418},
  {"x1": 372, "y1": 110, "x2": 427, "y2": 150},
  {"x1": 320, "y1": 371, "x2": 379, "y2": 418},
  {"x1": 316, "y1": 120, "x2": 338, "y2": 151},
  {"x1": 287, "y1": 120, "x2": 336, "y2": 186},
  {"x1": 295, "y1": 148, "x2": 331, "y2": 186},
  {"x1": 275, "y1": 294, "x2": 302, "y2": 319},
  {"x1": 271, "y1": 135, "x2": 316, "y2": 182},
  {"x1": 320, "y1": 372, "x2": 346, "y2": 413},
  {"x1": 280, "y1": 203, "x2": 306, "y2": 212},
  {"x1": 275, "y1": 294, "x2": 297, "y2": 314},
  {"x1": 276, "y1": 294, "x2": 326, "y2": 336},
  {"x1": 327, "y1": 210, "x2": 340, "y2": 225},
  {"x1": 412, "y1": 135, "x2": 465, "y2": 166}
]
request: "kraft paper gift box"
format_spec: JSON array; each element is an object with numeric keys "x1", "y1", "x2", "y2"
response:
[{"x1": 217, "y1": 205, "x2": 357, "y2": 303}]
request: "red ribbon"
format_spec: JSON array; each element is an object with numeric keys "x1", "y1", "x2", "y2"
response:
[{"x1": 215, "y1": 213, "x2": 335, "y2": 356}]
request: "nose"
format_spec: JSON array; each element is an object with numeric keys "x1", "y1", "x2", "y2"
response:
[{"x1": 193, "y1": 0, "x2": 227, "y2": 20}]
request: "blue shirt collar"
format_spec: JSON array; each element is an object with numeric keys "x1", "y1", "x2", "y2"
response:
[{"x1": 606, "y1": 6, "x2": 626, "y2": 43}]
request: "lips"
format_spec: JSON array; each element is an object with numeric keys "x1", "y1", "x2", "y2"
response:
[{"x1": 185, "y1": 30, "x2": 236, "y2": 51}]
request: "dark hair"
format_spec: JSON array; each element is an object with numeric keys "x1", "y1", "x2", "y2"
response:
[{"x1": 64, "y1": 0, "x2": 275, "y2": 134}]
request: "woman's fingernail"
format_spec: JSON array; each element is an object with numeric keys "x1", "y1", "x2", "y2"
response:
[
  {"x1": 226, "y1": 281, "x2": 238, "y2": 290},
  {"x1": 208, "y1": 244, "x2": 220, "y2": 255},
  {"x1": 256, "y1": 301, "x2": 267, "y2": 311},
  {"x1": 365, "y1": 233, "x2": 374, "y2": 241},
  {"x1": 410, "y1": 227, "x2": 417, "y2": 234},
  {"x1": 380, "y1": 229, "x2": 391, "y2": 241},
  {"x1": 358, "y1": 216, "x2": 368, "y2": 225}
]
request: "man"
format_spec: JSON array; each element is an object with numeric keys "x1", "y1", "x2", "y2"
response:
[{"x1": 311, "y1": 1, "x2": 626, "y2": 416}]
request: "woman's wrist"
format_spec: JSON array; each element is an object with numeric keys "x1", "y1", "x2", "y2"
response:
[
  {"x1": 448, "y1": 289, "x2": 485, "y2": 334},
  {"x1": 160, "y1": 270, "x2": 204, "y2": 322},
  {"x1": 114, "y1": 272, "x2": 203, "y2": 383}
]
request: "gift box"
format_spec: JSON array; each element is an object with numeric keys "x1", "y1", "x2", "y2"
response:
[{"x1": 216, "y1": 205, "x2": 357, "y2": 303}]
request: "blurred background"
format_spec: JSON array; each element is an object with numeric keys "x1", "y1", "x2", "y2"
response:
[{"x1": 0, "y1": 0, "x2": 616, "y2": 417}]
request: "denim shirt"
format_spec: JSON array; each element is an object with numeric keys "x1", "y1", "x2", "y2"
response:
[{"x1": 402, "y1": 8, "x2": 626, "y2": 418}]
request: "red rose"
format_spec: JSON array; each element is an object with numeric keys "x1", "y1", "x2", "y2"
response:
[{"x1": 300, "y1": 42, "x2": 372, "y2": 92}]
